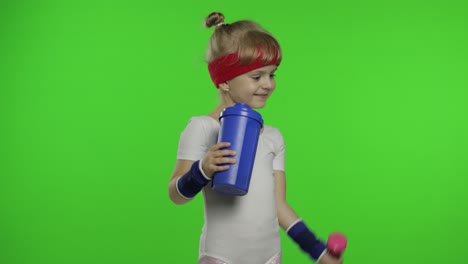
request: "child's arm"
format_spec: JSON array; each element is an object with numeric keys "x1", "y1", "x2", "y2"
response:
[
  {"x1": 274, "y1": 170, "x2": 343, "y2": 264},
  {"x1": 274, "y1": 170, "x2": 300, "y2": 228},
  {"x1": 168, "y1": 142, "x2": 236, "y2": 205},
  {"x1": 168, "y1": 159, "x2": 197, "y2": 205}
]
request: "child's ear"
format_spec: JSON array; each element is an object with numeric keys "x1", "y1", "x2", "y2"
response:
[{"x1": 218, "y1": 82, "x2": 229, "y2": 91}]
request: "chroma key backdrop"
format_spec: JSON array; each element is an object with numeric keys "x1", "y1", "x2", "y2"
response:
[{"x1": 1, "y1": 1, "x2": 467, "y2": 263}]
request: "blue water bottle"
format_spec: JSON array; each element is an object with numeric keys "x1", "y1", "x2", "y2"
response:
[{"x1": 212, "y1": 103, "x2": 263, "y2": 196}]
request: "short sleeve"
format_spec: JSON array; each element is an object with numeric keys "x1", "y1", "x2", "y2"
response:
[
  {"x1": 176, "y1": 117, "x2": 210, "y2": 161},
  {"x1": 272, "y1": 128, "x2": 285, "y2": 171}
]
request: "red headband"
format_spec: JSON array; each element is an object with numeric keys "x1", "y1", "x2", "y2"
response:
[{"x1": 208, "y1": 52, "x2": 280, "y2": 88}]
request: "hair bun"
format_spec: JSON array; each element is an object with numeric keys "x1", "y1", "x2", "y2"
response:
[{"x1": 205, "y1": 12, "x2": 225, "y2": 28}]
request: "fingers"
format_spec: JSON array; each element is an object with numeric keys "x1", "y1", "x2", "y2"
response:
[
  {"x1": 206, "y1": 163, "x2": 230, "y2": 173},
  {"x1": 202, "y1": 142, "x2": 237, "y2": 177},
  {"x1": 211, "y1": 142, "x2": 231, "y2": 151},
  {"x1": 211, "y1": 142, "x2": 236, "y2": 158},
  {"x1": 214, "y1": 149, "x2": 237, "y2": 157},
  {"x1": 202, "y1": 158, "x2": 235, "y2": 176},
  {"x1": 214, "y1": 157, "x2": 237, "y2": 164},
  {"x1": 337, "y1": 256, "x2": 344, "y2": 264}
]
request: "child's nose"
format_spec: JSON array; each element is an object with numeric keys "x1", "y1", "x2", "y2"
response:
[{"x1": 261, "y1": 78, "x2": 274, "y2": 90}]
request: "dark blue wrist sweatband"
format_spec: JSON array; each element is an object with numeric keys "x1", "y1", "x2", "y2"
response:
[
  {"x1": 287, "y1": 220, "x2": 327, "y2": 261},
  {"x1": 176, "y1": 160, "x2": 210, "y2": 199}
]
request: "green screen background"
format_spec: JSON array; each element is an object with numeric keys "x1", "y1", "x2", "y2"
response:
[{"x1": 1, "y1": 0, "x2": 467, "y2": 263}]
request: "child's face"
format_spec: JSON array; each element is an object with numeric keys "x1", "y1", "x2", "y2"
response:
[{"x1": 221, "y1": 65, "x2": 278, "y2": 109}]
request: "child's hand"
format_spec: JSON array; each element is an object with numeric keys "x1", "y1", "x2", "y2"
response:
[
  {"x1": 317, "y1": 252, "x2": 343, "y2": 264},
  {"x1": 201, "y1": 142, "x2": 237, "y2": 178}
]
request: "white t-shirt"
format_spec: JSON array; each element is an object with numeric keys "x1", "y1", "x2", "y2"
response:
[{"x1": 177, "y1": 116, "x2": 286, "y2": 264}]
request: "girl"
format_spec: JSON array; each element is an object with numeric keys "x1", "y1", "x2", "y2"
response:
[{"x1": 168, "y1": 12, "x2": 344, "y2": 264}]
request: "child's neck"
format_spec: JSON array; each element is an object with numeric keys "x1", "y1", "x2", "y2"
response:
[{"x1": 209, "y1": 102, "x2": 235, "y2": 123}]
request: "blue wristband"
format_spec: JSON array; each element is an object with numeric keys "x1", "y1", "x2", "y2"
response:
[
  {"x1": 176, "y1": 160, "x2": 210, "y2": 199},
  {"x1": 287, "y1": 220, "x2": 327, "y2": 261}
]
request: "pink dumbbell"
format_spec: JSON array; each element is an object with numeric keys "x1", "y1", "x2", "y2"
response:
[{"x1": 327, "y1": 232, "x2": 347, "y2": 257}]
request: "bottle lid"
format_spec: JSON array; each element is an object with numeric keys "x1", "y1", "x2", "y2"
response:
[{"x1": 219, "y1": 103, "x2": 264, "y2": 126}]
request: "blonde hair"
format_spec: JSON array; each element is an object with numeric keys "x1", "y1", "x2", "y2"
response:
[{"x1": 204, "y1": 12, "x2": 282, "y2": 66}]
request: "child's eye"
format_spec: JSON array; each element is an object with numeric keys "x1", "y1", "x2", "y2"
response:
[
  {"x1": 252, "y1": 76, "x2": 261, "y2": 80},
  {"x1": 270, "y1": 74, "x2": 276, "y2": 78}
]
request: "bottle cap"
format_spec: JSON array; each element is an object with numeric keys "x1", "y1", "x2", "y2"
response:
[{"x1": 219, "y1": 103, "x2": 263, "y2": 126}]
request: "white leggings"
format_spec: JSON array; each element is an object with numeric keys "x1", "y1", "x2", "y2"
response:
[{"x1": 198, "y1": 252, "x2": 281, "y2": 264}]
